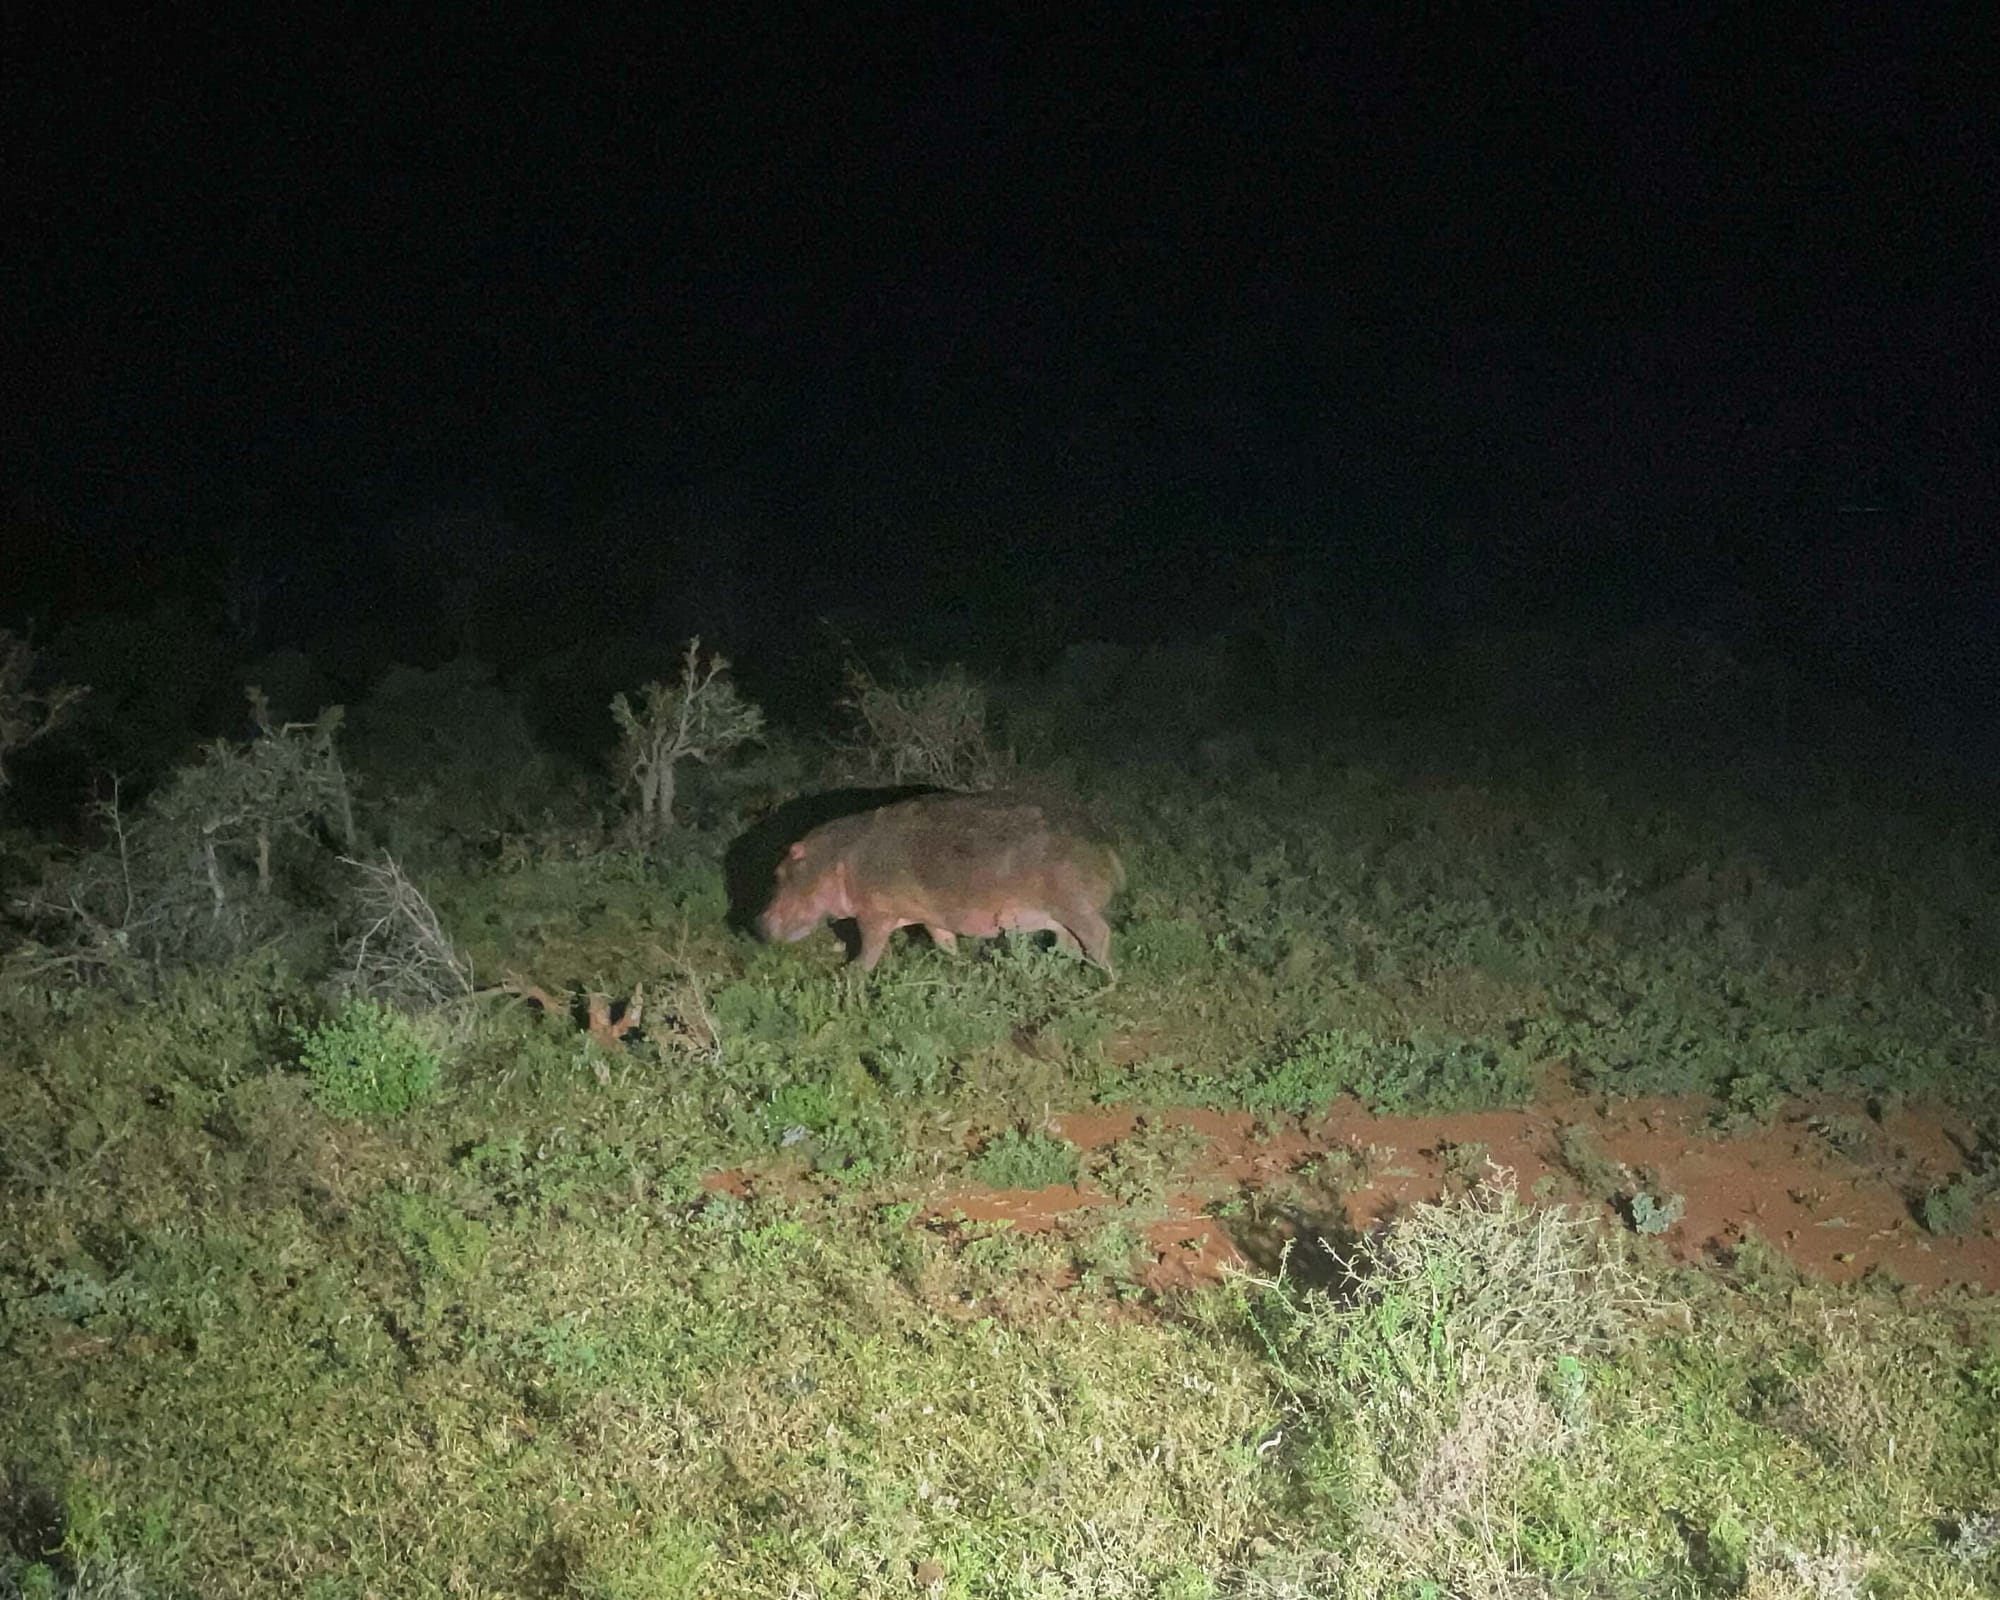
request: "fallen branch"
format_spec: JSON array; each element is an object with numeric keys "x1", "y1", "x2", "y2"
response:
[{"x1": 499, "y1": 972, "x2": 645, "y2": 1055}]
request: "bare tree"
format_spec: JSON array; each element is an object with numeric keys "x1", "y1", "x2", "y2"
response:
[
  {"x1": 12, "y1": 698, "x2": 356, "y2": 978},
  {"x1": 609, "y1": 639, "x2": 764, "y2": 837}
]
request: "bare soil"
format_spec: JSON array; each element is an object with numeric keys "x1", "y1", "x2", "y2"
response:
[{"x1": 906, "y1": 1089, "x2": 2000, "y2": 1296}]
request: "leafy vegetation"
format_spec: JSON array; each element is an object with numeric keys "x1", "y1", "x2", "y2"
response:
[
  {"x1": 295, "y1": 997, "x2": 444, "y2": 1120},
  {"x1": 968, "y1": 1128, "x2": 1082, "y2": 1190}
]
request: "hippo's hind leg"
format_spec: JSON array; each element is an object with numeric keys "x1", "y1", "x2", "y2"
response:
[
  {"x1": 1065, "y1": 907, "x2": 1115, "y2": 975},
  {"x1": 922, "y1": 926, "x2": 961, "y2": 956}
]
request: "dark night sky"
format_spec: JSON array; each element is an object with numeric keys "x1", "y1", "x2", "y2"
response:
[{"x1": 2, "y1": 6, "x2": 1993, "y2": 655}]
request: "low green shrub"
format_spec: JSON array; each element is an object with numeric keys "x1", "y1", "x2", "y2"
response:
[{"x1": 296, "y1": 998, "x2": 442, "y2": 1119}]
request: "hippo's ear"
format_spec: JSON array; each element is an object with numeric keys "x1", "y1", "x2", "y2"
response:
[{"x1": 788, "y1": 841, "x2": 808, "y2": 861}]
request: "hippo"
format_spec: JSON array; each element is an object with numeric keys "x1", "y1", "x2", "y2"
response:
[{"x1": 756, "y1": 791, "x2": 1124, "y2": 972}]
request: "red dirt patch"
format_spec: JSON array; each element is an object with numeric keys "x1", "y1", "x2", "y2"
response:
[{"x1": 911, "y1": 1095, "x2": 2000, "y2": 1296}]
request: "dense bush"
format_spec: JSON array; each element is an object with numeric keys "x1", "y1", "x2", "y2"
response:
[{"x1": 296, "y1": 997, "x2": 442, "y2": 1119}]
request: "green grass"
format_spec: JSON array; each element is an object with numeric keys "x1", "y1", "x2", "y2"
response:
[
  {"x1": 968, "y1": 1129, "x2": 1082, "y2": 1190},
  {"x1": 5, "y1": 656, "x2": 2000, "y2": 1594},
  {"x1": 5, "y1": 1086, "x2": 1998, "y2": 1596}
]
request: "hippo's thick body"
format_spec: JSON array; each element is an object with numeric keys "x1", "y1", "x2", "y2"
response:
[{"x1": 757, "y1": 792, "x2": 1124, "y2": 972}]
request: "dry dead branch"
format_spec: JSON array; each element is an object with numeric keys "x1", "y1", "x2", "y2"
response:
[{"x1": 499, "y1": 972, "x2": 646, "y2": 1055}]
